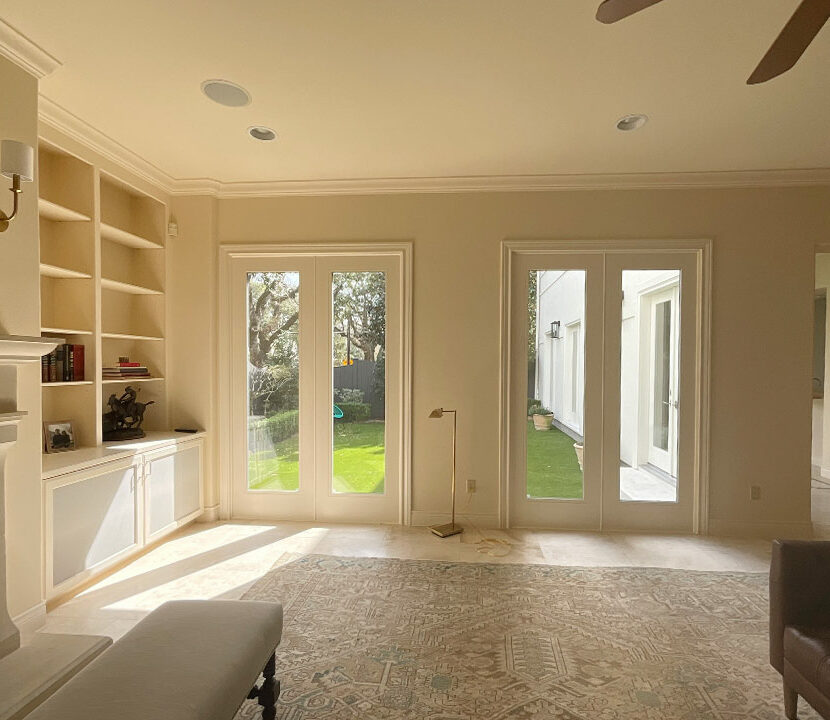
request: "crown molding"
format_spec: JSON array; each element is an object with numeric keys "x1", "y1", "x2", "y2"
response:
[
  {"x1": 38, "y1": 95, "x2": 176, "y2": 193},
  {"x1": 0, "y1": 19, "x2": 61, "y2": 79},
  {"x1": 37, "y1": 93, "x2": 830, "y2": 199},
  {"x1": 195, "y1": 167, "x2": 830, "y2": 198}
]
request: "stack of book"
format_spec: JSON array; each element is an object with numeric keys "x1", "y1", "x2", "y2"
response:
[
  {"x1": 103, "y1": 361, "x2": 152, "y2": 380},
  {"x1": 42, "y1": 344, "x2": 85, "y2": 383}
]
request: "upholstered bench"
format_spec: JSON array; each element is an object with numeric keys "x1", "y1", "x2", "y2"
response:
[{"x1": 25, "y1": 599, "x2": 283, "y2": 720}]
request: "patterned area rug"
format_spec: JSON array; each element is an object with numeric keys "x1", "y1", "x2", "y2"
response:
[{"x1": 234, "y1": 554, "x2": 816, "y2": 719}]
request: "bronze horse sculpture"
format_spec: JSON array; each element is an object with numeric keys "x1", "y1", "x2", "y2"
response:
[{"x1": 103, "y1": 386, "x2": 155, "y2": 440}]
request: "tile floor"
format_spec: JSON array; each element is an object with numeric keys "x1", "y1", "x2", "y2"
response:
[{"x1": 24, "y1": 520, "x2": 773, "y2": 645}]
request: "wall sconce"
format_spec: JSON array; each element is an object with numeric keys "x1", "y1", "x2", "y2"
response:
[
  {"x1": 545, "y1": 320, "x2": 561, "y2": 339},
  {"x1": 0, "y1": 140, "x2": 34, "y2": 233}
]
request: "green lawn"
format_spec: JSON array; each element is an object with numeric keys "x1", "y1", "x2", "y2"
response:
[
  {"x1": 249, "y1": 418, "x2": 578, "y2": 499},
  {"x1": 248, "y1": 421, "x2": 385, "y2": 494},
  {"x1": 526, "y1": 420, "x2": 584, "y2": 499}
]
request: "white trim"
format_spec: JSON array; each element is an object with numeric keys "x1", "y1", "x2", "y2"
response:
[
  {"x1": 707, "y1": 519, "x2": 813, "y2": 539},
  {"x1": 498, "y1": 239, "x2": 712, "y2": 534},
  {"x1": 188, "y1": 168, "x2": 830, "y2": 197},
  {"x1": 0, "y1": 19, "x2": 61, "y2": 79},
  {"x1": 410, "y1": 511, "x2": 500, "y2": 528},
  {"x1": 198, "y1": 504, "x2": 221, "y2": 522},
  {"x1": 12, "y1": 601, "x2": 46, "y2": 633},
  {"x1": 217, "y1": 242, "x2": 413, "y2": 525},
  {"x1": 34, "y1": 95, "x2": 830, "y2": 198},
  {"x1": 38, "y1": 96, "x2": 177, "y2": 193}
]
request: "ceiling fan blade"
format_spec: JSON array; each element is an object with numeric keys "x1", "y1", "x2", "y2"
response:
[
  {"x1": 596, "y1": 0, "x2": 666, "y2": 24},
  {"x1": 747, "y1": 0, "x2": 830, "y2": 84}
]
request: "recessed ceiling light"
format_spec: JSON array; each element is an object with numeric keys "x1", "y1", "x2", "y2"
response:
[
  {"x1": 201, "y1": 79, "x2": 251, "y2": 107},
  {"x1": 248, "y1": 126, "x2": 277, "y2": 142},
  {"x1": 616, "y1": 114, "x2": 648, "y2": 132}
]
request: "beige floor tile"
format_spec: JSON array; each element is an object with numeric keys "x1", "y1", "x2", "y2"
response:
[{"x1": 30, "y1": 520, "x2": 774, "y2": 646}]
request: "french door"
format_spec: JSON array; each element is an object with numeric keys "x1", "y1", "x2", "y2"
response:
[
  {"x1": 647, "y1": 285, "x2": 680, "y2": 475},
  {"x1": 229, "y1": 253, "x2": 403, "y2": 523},
  {"x1": 509, "y1": 249, "x2": 701, "y2": 532}
]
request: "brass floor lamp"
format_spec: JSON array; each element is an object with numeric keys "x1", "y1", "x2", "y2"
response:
[{"x1": 428, "y1": 408, "x2": 463, "y2": 538}]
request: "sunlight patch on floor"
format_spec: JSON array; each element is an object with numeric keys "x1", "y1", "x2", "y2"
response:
[
  {"x1": 101, "y1": 527, "x2": 329, "y2": 612},
  {"x1": 76, "y1": 524, "x2": 280, "y2": 596}
]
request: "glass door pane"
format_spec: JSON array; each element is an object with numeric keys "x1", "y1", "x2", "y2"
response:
[
  {"x1": 246, "y1": 271, "x2": 301, "y2": 491},
  {"x1": 510, "y1": 253, "x2": 603, "y2": 530},
  {"x1": 331, "y1": 271, "x2": 386, "y2": 495},
  {"x1": 527, "y1": 269, "x2": 586, "y2": 500},
  {"x1": 618, "y1": 271, "x2": 680, "y2": 502}
]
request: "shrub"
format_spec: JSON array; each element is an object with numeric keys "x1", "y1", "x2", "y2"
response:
[
  {"x1": 251, "y1": 409, "x2": 299, "y2": 444},
  {"x1": 527, "y1": 403, "x2": 551, "y2": 416},
  {"x1": 334, "y1": 387, "x2": 364, "y2": 403},
  {"x1": 335, "y1": 402, "x2": 371, "y2": 422}
]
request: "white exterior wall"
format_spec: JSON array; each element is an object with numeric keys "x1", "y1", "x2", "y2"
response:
[
  {"x1": 535, "y1": 270, "x2": 586, "y2": 435},
  {"x1": 536, "y1": 268, "x2": 680, "y2": 467}
]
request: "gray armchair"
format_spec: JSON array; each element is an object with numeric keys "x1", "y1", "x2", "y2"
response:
[{"x1": 770, "y1": 540, "x2": 830, "y2": 719}]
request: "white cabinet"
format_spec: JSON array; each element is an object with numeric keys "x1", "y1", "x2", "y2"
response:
[
  {"x1": 46, "y1": 457, "x2": 142, "y2": 596},
  {"x1": 44, "y1": 436, "x2": 203, "y2": 600},
  {"x1": 144, "y1": 439, "x2": 203, "y2": 544}
]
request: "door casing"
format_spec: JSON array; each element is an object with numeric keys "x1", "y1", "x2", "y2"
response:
[
  {"x1": 498, "y1": 240, "x2": 711, "y2": 533},
  {"x1": 218, "y1": 243, "x2": 413, "y2": 524}
]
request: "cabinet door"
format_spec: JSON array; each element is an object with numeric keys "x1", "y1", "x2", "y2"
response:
[
  {"x1": 47, "y1": 458, "x2": 142, "y2": 597},
  {"x1": 144, "y1": 439, "x2": 203, "y2": 543}
]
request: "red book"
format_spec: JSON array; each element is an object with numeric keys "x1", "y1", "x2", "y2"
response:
[
  {"x1": 74, "y1": 345, "x2": 85, "y2": 382},
  {"x1": 117, "y1": 362, "x2": 141, "y2": 367}
]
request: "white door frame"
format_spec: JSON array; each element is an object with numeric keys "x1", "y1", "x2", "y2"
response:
[
  {"x1": 498, "y1": 239, "x2": 712, "y2": 533},
  {"x1": 218, "y1": 242, "x2": 413, "y2": 525}
]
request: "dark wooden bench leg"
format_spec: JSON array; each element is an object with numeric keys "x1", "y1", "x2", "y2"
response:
[
  {"x1": 784, "y1": 679, "x2": 798, "y2": 720},
  {"x1": 255, "y1": 652, "x2": 278, "y2": 720}
]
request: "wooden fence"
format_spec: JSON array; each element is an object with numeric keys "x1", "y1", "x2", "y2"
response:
[{"x1": 333, "y1": 359, "x2": 384, "y2": 419}]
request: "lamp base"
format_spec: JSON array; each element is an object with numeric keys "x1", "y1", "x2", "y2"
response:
[{"x1": 429, "y1": 522, "x2": 463, "y2": 538}]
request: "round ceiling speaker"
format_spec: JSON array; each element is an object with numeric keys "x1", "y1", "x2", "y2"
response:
[
  {"x1": 248, "y1": 126, "x2": 277, "y2": 141},
  {"x1": 201, "y1": 80, "x2": 251, "y2": 107}
]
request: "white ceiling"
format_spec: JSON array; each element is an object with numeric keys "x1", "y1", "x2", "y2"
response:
[{"x1": 2, "y1": 0, "x2": 829, "y2": 186}]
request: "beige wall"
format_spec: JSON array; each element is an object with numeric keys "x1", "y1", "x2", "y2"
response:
[
  {"x1": 169, "y1": 186, "x2": 830, "y2": 535},
  {"x1": 0, "y1": 56, "x2": 42, "y2": 617},
  {"x1": 168, "y1": 195, "x2": 218, "y2": 513}
]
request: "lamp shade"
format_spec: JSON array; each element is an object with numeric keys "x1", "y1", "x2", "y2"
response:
[{"x1": 1, "y1": 140, "x2": 33, "y2": 182}]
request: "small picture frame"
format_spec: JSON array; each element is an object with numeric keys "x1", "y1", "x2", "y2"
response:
[{"x1": 43, "y1": 420, "x2": 76, "y2": 453}]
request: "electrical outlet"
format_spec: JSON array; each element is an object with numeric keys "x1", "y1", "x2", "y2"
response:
[
  {"x1": 750, "y1": 485, "x2": 761, "y2": 501},
  {"x1": 467, "y1": 478, "x2": 476, "y2": 493}
]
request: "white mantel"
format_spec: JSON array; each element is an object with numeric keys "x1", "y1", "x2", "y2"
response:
[
  {"x1": 0, "y1": 335, "x2": 61, "y2": 659},
  {"x1": 0, "y1": 336, "x2": 59, "y2": 365}
]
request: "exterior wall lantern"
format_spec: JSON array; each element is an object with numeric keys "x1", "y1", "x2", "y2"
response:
[{"x1": 545, "y1": 320, "x2": 561, "y2": 339}]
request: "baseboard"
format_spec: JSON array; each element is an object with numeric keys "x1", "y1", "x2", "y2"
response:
[
  {"x1": 13, "y1": 601, "x2": 46, "y2": 633},
  {"x1": 707, "y1": 519, "x2": 814, "y2": 539},
  {"x1": 410, "y1": 511, "x2": 500, "y2": 528},
  {"x1": 198, "y1": 504, "x2": 220, "y2": 523}
]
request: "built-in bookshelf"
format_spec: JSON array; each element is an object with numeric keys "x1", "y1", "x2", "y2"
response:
[{"x1": 38, "y1": 139, "x2": 168, "y2": 455}]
